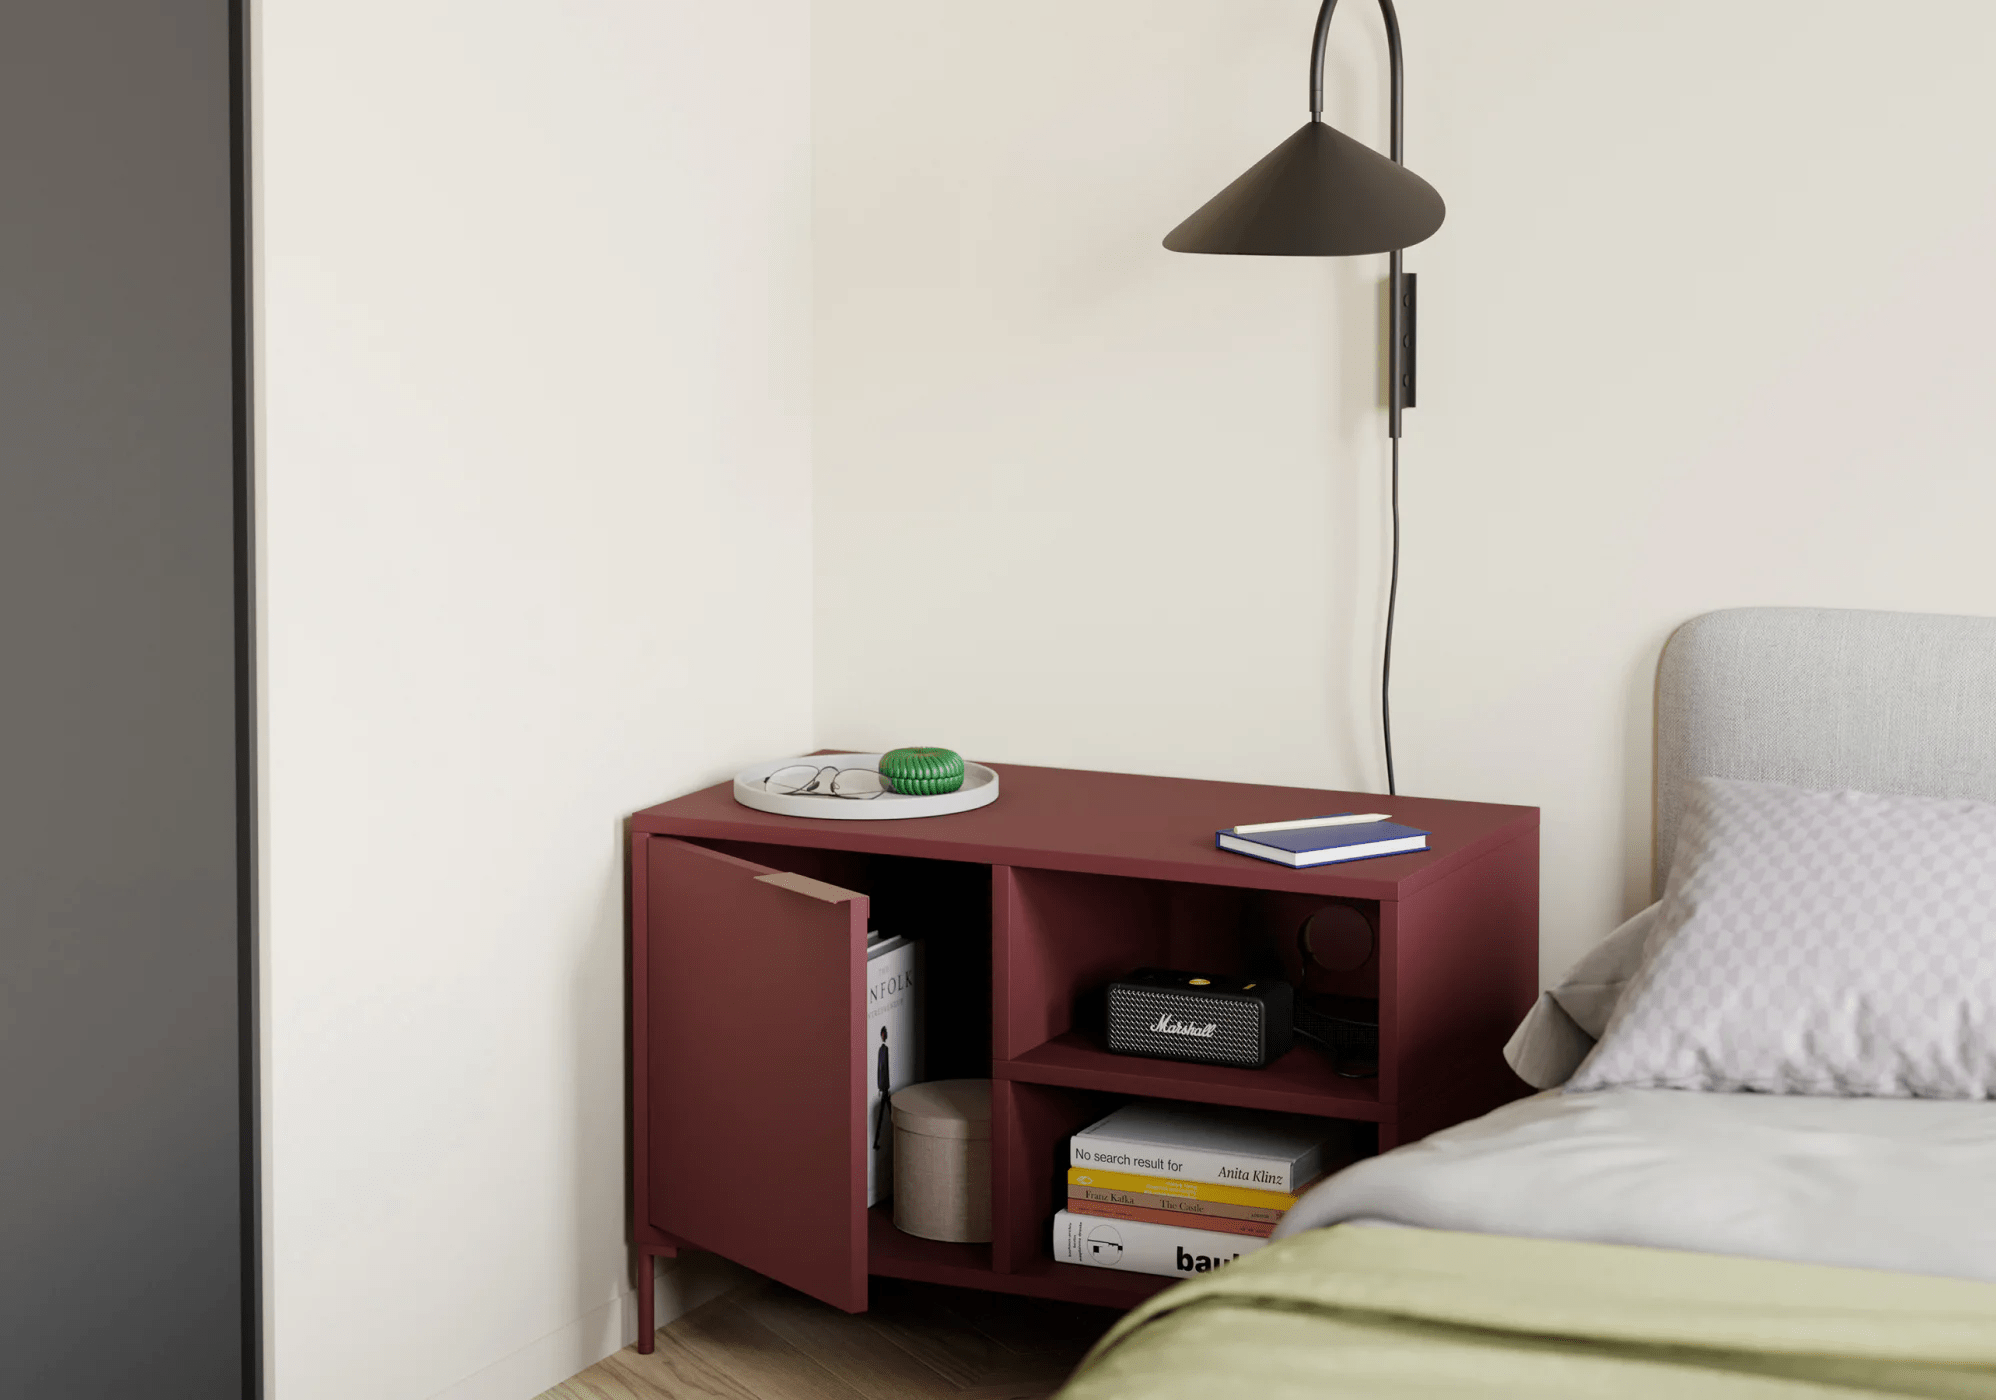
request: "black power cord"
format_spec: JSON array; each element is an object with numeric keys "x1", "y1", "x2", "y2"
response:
[{"x1": 1381, "y1": 436, "x2": 1401, "y2": 797}]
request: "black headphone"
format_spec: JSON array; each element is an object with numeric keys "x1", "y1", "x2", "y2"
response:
[
  {"x1": 1288, "y1": 903, "x2": 1379, "y2": 1079},
  {"x1": 1295, "y1": 902, "x2": 1377, "y2": 982}
]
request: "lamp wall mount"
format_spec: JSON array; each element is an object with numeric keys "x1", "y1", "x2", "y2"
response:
[{"x1": 1328, "y1": 0, "x2": 1416, "y2": 433}]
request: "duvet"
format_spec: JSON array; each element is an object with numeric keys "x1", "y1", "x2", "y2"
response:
[
  {"x1": 1058, "y1": 1225, "x2": 1996, "y2": 1399},
  {"x1": 1058, "y1": 1088, "x2": 1996, "y2": 1398}
]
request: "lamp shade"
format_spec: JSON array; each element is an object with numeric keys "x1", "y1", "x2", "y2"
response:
[{"x1": 1164, "y1": 120, "x2": 1445, "y2": 257}]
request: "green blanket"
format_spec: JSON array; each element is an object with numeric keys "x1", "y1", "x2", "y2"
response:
[{"x1": 1058, "y1": 1228, "x2": 1996, "y2": 1399}]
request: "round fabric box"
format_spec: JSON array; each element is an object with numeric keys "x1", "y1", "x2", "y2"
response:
[{"x1": 890, "y1": 1079, "x2": 992, "y2": 1243}]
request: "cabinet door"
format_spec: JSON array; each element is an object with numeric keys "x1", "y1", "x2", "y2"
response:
[{"x1": 642, "y1": 837, "x2": 868, "y2": 1311}]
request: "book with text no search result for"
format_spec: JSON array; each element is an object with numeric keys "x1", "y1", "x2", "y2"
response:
[{"x1": 1068, "y1": 1102, "x2": 1345, "y2": 1193}]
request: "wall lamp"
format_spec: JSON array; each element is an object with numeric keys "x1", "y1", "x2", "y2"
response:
[{"x1": 1166, "y1": 0, "x2": 1444, "y2": 795}]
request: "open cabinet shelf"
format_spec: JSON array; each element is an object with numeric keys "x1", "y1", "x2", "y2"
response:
[
  {"x1": 628, "y1": 760, "x2": 1537, "y2": 1331},
  {"x1": 996, "y1": 1031, "x2": 1383, "y2": 1119},
  {"x1": 865, "y1": 1205, "x2": 1167, "y2": 1309}
]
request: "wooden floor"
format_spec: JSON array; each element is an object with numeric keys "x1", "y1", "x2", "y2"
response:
[{"x1": 538, "y1": 1277, "x2": 1120, "y2": 1400}]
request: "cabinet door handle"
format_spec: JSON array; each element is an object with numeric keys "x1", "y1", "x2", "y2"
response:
[{"x1": 755, "y1": 870, "x2": 865, "y2": 905}]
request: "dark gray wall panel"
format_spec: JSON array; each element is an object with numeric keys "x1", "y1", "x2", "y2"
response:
[{"x1": 0, "y1": 4, "x2": 252, "y2": 1396}]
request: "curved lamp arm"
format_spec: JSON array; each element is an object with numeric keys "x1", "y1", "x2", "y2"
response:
[
  {"x1": 1310, "y1": 0, "x2": 1403, "y2": 164},
  {"x1": 1307, "y1": 0, "x2": 1414, "y2": 438}
]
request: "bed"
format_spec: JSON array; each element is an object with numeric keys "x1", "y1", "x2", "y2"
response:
[{"x1": 1058, "y1": 607, "x2": 1996, "y2": 1399}]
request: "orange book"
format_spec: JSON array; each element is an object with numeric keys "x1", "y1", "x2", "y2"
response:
[
  {"x1": 1066, "y1": 1177, "x2": 1294, "y2": 1224},
  {"x1": 1065, "y1": 1197, "x2": 1274, "y2": 1239}
]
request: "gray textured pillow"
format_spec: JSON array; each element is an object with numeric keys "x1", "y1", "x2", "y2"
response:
[
  {"x1": 1570, "y1": 777, "x2": 1996, "y2": 1098},
  {"x1": 1503, "y1": 903, "x2": 1656, "y2": 1089}
]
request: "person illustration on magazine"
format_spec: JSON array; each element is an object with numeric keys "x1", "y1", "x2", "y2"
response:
[{"x1": 874, "y1": 1025, "x2": 892, "y2": 1150}]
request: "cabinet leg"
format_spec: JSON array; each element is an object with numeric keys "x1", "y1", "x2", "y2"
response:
[{"x1": 637, "y1": 1248, "x2": 655, "y2": 1353}]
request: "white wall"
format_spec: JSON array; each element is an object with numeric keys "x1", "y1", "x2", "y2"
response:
[
  {"x1": 814, "y1": 0, "x2": 1996, "y2": 978},
  {"x1": 260, "y1": 3, "x2": 811, "y2": 1397},
  {"x1": 254, "y1": 5, "x2": 1996, "y2": 1390}
]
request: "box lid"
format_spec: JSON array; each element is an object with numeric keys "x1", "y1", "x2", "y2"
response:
[{"x1": 891, "y1": 1079, "x2": 991, "y2": 1140}]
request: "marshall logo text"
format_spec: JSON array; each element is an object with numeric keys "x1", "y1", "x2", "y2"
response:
[{"x1": 1150, "y1": 1013, "x2": 1218, "y2": 1039}]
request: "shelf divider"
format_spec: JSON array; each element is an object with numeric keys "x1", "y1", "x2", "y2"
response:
[{"x1": 996, "y1": 1032, "x2": 1386, "y2": 1121}]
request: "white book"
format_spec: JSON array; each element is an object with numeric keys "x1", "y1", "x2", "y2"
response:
[
  {"x1": 1052, "y1": 1210, "x2": 1265, "y2": 1279},
  {"x1": 865, "y1": 936, "x2": 922, "y2": 1206},
  {"x1": 1069, "y1": 1102, "x2": 1343, "y2": 1193}
]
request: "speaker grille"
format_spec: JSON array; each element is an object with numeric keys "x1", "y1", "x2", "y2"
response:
[{"x1": 1107, "y1": 986, "x2": 1269, "y2": 1068}]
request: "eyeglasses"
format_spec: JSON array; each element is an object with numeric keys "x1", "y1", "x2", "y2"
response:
[{"x1": 764, "y1": 764, "x2": 889, "y2": 800}]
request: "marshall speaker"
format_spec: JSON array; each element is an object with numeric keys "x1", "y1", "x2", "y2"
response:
[{"x1": 1105, "y1": 968, "x2": 1294, "y2": 1070}]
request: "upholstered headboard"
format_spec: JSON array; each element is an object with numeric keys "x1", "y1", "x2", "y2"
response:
[{"x1": 1653, "y1": 606, "x2": 1996, "y2": 895}]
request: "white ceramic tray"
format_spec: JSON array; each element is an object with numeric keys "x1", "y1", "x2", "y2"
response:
[{"x1": 733, "y1": 753, "x2": 999, "y2": 821}]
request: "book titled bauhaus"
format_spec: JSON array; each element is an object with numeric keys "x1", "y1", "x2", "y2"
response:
[
  {"x1": 1053, "y1": 1210, "x2": 1267, "y2": 1278},
  {"x1": 1068, "y1": 1102, "x2": 1344, "y2": 1193}
]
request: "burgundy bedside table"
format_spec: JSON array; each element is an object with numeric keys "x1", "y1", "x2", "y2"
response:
[{"x1": 627, "y1": 762, "x2": 1537, "y2": 1346}]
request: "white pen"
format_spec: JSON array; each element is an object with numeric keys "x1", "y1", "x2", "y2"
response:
[{"x1": 1231, "y1": 813, "x2": 1391, "y2": 836}]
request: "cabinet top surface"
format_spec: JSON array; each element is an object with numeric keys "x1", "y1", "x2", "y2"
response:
[{"x1": 633, "y1": 761, "x2": 1536, "y2": 898}]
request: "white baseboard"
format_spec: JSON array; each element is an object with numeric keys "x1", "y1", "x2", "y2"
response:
[{"x1": 427, "y1": 1252, "x2": 756, "y2": 1400}]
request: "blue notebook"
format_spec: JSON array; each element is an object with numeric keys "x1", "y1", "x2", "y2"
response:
[{"x1": 1216, "y1": 817, "x2": 1430, "y2": 868}]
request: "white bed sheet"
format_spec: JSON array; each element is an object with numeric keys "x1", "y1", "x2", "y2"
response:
[{"x1": 1273, "y1": 1087, "x2": 1996, "y2": 1283}]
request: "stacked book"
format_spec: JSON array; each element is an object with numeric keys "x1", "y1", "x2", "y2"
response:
[
  {"x1": 865, "y1": 929, "x2": 922, "y2": 1207},
  {"x1": 1051, "y1": 1103, "x2": 1348, "y2": 1279}
]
